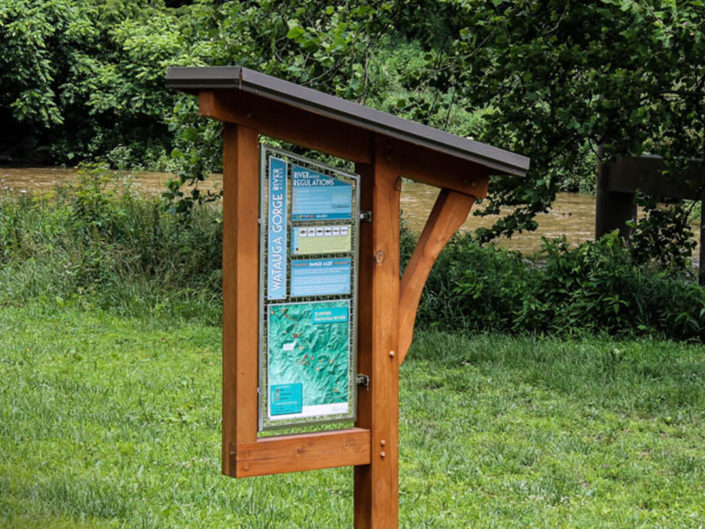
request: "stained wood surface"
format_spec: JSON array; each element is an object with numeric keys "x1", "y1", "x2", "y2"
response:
[
  {"x1": 398, "y1": 189, "x2": 476, "y2": 364},
  {"x1": 200, "y1": 90, "x2": 492, "y2": 198},
  {"x1": 221, "y1": 124, "x2": 260, "y2": 476},
  {"x1": 199, "y1": 90, "x2": 373, "y2": 165},
  {"x1": 354, "y1": 161, "x2": 375, "y2": 527},
  {"x1": 234, "y1": 428, "x2": 371, "y2": 477},
  {"x1": 393, "y1": 139, "x2": 489, "y2": 199},
  {"x1": 214, "y1": 90, "x2": 487, "y2": 529},
  {"x1": 354, "y1": 138, "x2": 402, "y2": 529}
]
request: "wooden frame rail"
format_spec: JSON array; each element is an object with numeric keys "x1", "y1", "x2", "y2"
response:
[
  {"x1": 398, "y1": 189, "x2": 479, "y2": 363},
  {"x1": 234, "y1": 428, "x2": 371, "y2": 478},
  {"x1": 219, "y1": 117, "x2": 484, "y2": 527}
]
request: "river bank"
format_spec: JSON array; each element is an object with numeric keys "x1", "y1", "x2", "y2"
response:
[{"x1": 1, "y1": 166, "x2": 700, "y2": 257}]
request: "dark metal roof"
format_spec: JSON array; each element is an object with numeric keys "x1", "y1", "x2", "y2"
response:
[{"x1": 166, "y1": 66, "x2": 530, "y2": 177}]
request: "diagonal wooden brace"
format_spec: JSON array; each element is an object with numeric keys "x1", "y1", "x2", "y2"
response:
[{"x1": 398, "y1": 189, "x2": 480, "y2": 364}]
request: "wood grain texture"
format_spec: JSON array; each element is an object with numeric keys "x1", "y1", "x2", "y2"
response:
[
  {"x1": 398, "y1": 189, "x2": 476, "y2": 363},
  {"x1": 200, "y1": 90, "x2": 373, "y2": 165},
  {"x1": 200, "y1": 90, "x2": 492, "y2": 197},
  {"x1": 354, "y1": 137, "x2": 402, "y2": 529},
  {"x1": 234, "y1": 428, "x2": 371, "y2": 477},
  {"x1": 393, "y1": 140, "x2": 490, "y2": 199},
  {"x1": 221, "y1": 123, "x2": 260, "y2": 476}
]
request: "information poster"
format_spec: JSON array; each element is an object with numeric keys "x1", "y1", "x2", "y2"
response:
[
  {"x1": 267, "y1": 157, "x2": 287, "y2": 300},
  {"x1": 290, "y1": 258, "x2": 351, "y2": 297},
  {"x1": 292, "y1": 165, "x2": 352, "y2": 220},
  {"x1": 291, "y1": 225, "x2": 351, "y2": 256},
  {"x1": 267, "y1": 301, "x2": 350, "y2": 419},
  {"x1": 259, "y1": 147, "x2": 359, "y2": 429}
]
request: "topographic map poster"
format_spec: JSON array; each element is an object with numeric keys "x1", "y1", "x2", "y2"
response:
[{"x1": 267, "y1": 301, "x2": 350, "y2": 420}]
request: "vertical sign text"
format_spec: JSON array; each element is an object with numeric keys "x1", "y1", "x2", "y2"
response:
[{"x1": 267, "y1": 156, "x2": 288, "y2": 299}]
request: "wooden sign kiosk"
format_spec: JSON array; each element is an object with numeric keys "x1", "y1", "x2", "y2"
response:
[{"x1": 166, "y1": 66, "x2": 529, "y2": 528}]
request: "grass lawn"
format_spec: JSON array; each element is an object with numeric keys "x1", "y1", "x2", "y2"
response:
[{"x1": 1, "y1": 305, "x2": 704, "y2": 528}]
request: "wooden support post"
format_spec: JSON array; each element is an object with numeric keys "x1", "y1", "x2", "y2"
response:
[
  {"x1": 200, "y1": 91, "x2": 373, "y2": 165},
  {"x1": 398, "y1": 189, "x2": 476, "y2": 363},
  {"x1": 167, "y1": 67, "x2": 530, "y2": 528},
  {"x1": 354, "y1": 139, "x2": 402, "y2": 529},
  {"x1": 595, "y1": 147, "x2": 637, "y2": 240},
  {"x1": 222, "y1": 123, "x2": 260, "y2": 476}
]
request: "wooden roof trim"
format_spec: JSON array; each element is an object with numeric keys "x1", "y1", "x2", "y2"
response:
[
  {"x1": 166, "y1": 66, "x2": 530, "y2": 178},
  {"x1": 200, "y1": 90, "x2": 489, "y2": 197}
]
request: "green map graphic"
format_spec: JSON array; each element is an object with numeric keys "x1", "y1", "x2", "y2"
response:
[{"x1": 268, "y1": 301, "x2": 350, "y2": 408}]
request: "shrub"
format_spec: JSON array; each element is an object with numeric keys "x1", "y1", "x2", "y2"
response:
[
  {"x1": 3, "y1": 180, "x2": 705, "y2": 340},
  {"x1": 406, "y1": 226, "x2": 705, "y2": 341}
]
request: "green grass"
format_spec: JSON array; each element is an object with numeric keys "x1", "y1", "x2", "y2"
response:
[{"x1": 1, "y1": 305, "x2": 705, "y2": 528}]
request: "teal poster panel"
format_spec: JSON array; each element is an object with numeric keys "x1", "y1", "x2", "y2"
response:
[
  {"x1": 291, "y1": 165, "x2": 352, "y2": 220},
  {"x1": 259, "y1": 147, "x2": 359, "y2": 429},
  {"x1": 267, "y1": 301, "x2": 350, "y2": 420},
  {"x1": 290, "y1": 258, "x2": 351, "y2": 297},
  {"x1": 267, "y1": 156, "x2": 288, "y2": 299},
  {"x1": 270, "y1": 383, "x2": 303, "y2": 415}
]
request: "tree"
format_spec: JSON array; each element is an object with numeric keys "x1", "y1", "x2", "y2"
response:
[
  {"x1": 164, "y1": 0, "x2": 402, "y2": 208},
  {"x1": 4, "y1": 0, "x2": 703, "y2": 252},
  {"x1": 438, "y1": 0, "x2": 705, "y2": 240},
  {"x1": 0, "y1": 0, "x2": 180, "y2": 165}
]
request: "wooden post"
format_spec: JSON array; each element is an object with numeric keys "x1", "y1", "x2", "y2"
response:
[
  {"x1": 595, "y1": 147, "x2": 637, "y2": 240},
  {"x1": 168, "y1": 66, "x2": 530, "y2": 529},
  {"x1": 221, "y1": 123, "x2": 260, "y2": 476},
  {"x1": 354, "y1": 138, "x2": 402, "y2": 529}
]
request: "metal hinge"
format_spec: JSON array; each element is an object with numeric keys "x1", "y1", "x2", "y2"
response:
[
  {"x1": 356, "y1": 374, "x2": 370, "y2": 390},
  {"x1": 360, "y1": 211, "x2": 372, "y2": 222}
]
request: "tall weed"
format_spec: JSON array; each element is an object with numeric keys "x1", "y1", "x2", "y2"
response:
[
  {"x1": 0, "y1": 166, "x2": 222, "y2": 322},
  {"x1": 3, "y1": 178, "x2": 705, "y2": 339}
]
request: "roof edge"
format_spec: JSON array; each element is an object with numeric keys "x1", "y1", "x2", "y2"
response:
[
  {"x1": 165, "y1": 66, "x2": 530, "y2": 177},
  {"x1": 166, "y1": 66, "x2": 242, "y2": 90}
]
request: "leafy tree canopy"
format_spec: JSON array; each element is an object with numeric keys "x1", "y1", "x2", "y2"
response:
[
  {"x1": 1, "y1": 0, "x2": 703, "y2": 241},
  {"x1": 423, "y1": 0, "x2": 705, "y2": 238}
]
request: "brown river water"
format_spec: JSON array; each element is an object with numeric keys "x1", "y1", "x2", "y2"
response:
[{"x1": 1, "y1": 167, "x2": 700, "y2": 257}]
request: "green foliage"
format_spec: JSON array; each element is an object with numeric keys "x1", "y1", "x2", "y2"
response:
[
  {"x1": 0, "y1": 0, "x2": 178, "y2": 164},
  {"x1": 3, "y1": 1, "x2": 704, "y2": 245},
  {"x1": 0, "y1": 167, "x2": 222, "y2": 321},
  {"x1": 163, "y1": 97, "x2": 223, "y2": 214},
  {"x1": 4, "y1": 183, "x2": 705, "y2": 340},
  {"x1": 628, "y1": 198, "x2": 698, "y2": 270},
  {"x1": 0, "y1": 0, "x2": 405, "y2": 169},
  {"x1": 406, "y1": 227, "x2": 705, "y2": 340},
  {"x1": 417, "y1": 0, "x2": 705, "y2": 239},
  {"x1": 160, "y1": 0, "x2": 404, "y2": 209}
]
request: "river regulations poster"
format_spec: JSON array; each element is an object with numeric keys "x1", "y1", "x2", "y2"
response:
[{"x1": 258, "y1": 147, "x2": 359, "y2": 429}]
